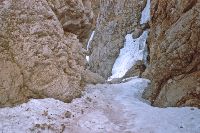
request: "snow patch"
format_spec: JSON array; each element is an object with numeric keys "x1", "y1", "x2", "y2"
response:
[
  {"x1": 109, "y1": 31, "x2": 148, "y2": 80},
  {"x1": 140, "y1": 0, "x2": 151, "y2": 24},
  {"x1": 86, "y1": 31, "x2": 95, "y2": 62}
]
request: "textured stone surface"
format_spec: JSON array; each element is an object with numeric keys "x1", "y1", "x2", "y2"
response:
[
  {"x1": 47, "y1": 0, "x2": 94, "y2": 44},
  {"x1": 81, "y1": 69, "x2": 105, "y2": 84},
  {"x1": 143, "y1": 0, "x2": 200, "y2": 107},
  {"x1": 154, "y1": 72, "x2": 200, "y2": 107},
  {"x1": 123, "y1": 60, "x2": 146, "y2": 78},
  {"x1": 88, "y1": 0, "x2": 146, "y2": 78},
  {"x1": 0, "y1": 0, "x2": 94, "y2": 107}
]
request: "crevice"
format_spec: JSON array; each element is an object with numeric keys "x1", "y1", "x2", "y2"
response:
[{"x1": 183, "y1": 0, "x2": 197, "y2": 13}]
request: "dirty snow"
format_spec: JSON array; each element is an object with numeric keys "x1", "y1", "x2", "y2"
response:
[{"x1": 0, "y1": 78, "x2": 200, "y2": 133}]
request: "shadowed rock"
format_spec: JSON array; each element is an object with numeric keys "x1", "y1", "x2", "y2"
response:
[{"x1": 143, "y1": 0, "x2": 200, "y2": 108}]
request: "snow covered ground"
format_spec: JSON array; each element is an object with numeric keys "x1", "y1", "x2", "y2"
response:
[{"x1": 0, "y1": 78, "x2": 200, "y2": 133}]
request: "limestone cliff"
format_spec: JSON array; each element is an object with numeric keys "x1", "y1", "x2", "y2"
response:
[
  {"x1": 88, "y1": 0, "x2": 147, "y2": 78},
  {"x1": 0, "y1": 0, "x2": 100, "y2": 107},
  {"x1": 47, "y1": 0, "x2": 94, "y2": 45},
  {"x1": 143, "y1": 0, "x2": 200, "y2": 107}
]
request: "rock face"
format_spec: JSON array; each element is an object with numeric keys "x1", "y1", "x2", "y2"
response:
[
  {"x1": 88, "y1": 0, "x2": 147, "y2": 78},
  {"x1": 123, "y1": 60, "x2": 146, "y2": 78},
  {"x1": 0, "y1": 0, "x2": 98, "y2": 107},
  {"x1": 47, "y1": 0, "x2": 94, "y2": 44},
  {"x1": 143, "y1": 0, "x2": 200, "y2": 107}
]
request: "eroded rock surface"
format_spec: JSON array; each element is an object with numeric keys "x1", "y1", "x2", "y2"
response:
[
  {"x1": 123, "y1": 60, "x2": 146, "y2": 78},
  {"x1": 47, "y1": 0, "x2": 94, "y2": 44},
  {"x1": 88, "y1": 0, "x2": 147, "y2": 78},
  {"x1": 143, "y1": 0, "x2": 200, "y2": 107},
  {"x1": 0, "y1": 0, "x2": 96, "y2": 107}
]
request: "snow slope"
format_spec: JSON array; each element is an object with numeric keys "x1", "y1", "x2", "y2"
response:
[{"x1": 0, "y1": 78, "x2": 200, "y2": 133}]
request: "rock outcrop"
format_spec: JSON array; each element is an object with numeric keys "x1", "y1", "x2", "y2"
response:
[
  {"x1": 47, "y1": 0, "x2": 94, "y2": 45},
  {"x1": 88, "y1": 0, "x2": 147, "y2": 78},
  {"x1": 143, "y1": 0, "x2": 200, "y2": 107},
  {"x1": 123, "y1": 60, "x2": 146, "y2": 78},
  {"x1": 0, "y1": 0, "x2": 99, "y2": 107}
]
